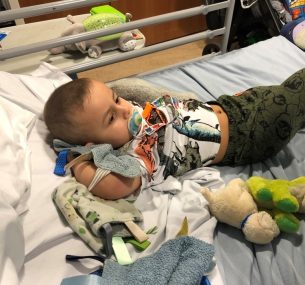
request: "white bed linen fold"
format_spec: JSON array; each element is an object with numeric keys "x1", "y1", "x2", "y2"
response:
[
  {"x1": 0, "y1": 79, "x2": 36, "y2": 285},
  {"x1": 132, "y1": 168, "x2": 225, "y2": 285},
  {"x1": 0, "y1": 198, "x2": 24, "y2": 285}
]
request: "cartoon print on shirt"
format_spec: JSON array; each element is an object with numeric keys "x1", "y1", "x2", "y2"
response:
[
  {"x1": 173, "y1": 115, "x2": 221, "y2": 143},
  {"x1": 129, "y1": 96, "x2": 221, "y2": 186},
  {"x1": 161, "y1": 141, "x2": 203, "y2": 178},
  {"x1": 157, "y1": 127, "x2": 174, "y2": 179},
  {"x1": 134, "y1": 134, "x2": 158, "y2": 180},
  {"x1": 182, "y1": 99, "x2": 212, "y2": 112},
  {"x1": 174, "y1": 141, "x2": 202, "y2": 176},
  {"x1": 156, "y1": 125, "x2": 166, "y2": 159},
  {"x1": 152, "y1": 95, "x2": 178, "y2": 117},
  {"x1": 143, "y1": 102, "x2": 167, "y2": 126}
]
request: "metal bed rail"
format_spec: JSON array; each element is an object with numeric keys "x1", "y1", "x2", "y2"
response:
[
  {"x1": 0, "y1": 0, "x2": 235, "y2": 74},
  {"x1": 63, "y1": 28, "x2": 225, "y2": 74}
]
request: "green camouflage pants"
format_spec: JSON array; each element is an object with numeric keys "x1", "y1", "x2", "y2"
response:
[{"x1": 217, "y1": 68, "x2": 305, "y2": 165}]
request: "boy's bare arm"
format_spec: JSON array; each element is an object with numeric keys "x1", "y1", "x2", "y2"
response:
[{"x1": 72, "y1": 161, "x2": 141, "y2": 199}]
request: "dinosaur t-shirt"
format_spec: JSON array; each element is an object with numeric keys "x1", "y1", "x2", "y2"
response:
[{"x1": 127, "y1": 95, "x2": 221, "y2": 190}]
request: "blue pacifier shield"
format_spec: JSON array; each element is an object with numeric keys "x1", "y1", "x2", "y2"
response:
[{"x1": 128, "y1": 108, "x2": 142, "y2": 137}]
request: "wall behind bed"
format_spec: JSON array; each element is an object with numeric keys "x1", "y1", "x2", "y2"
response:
[{"x1": 17, "y1": 0, "x2": 207, "y2": 45}]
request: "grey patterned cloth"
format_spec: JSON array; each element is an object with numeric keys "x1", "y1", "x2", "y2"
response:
[
  {"x1": 53, "y1": 139, "x2": 141, "y2": 178},
  {"x1": 107, "y1": 77, "x2": 198, "y2": 106},
  {"x1": 53, "y1": 178, "x2": 144, "y2": 255}
]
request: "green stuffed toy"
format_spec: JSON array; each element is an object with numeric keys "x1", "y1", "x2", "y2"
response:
[
  {"x1": 49, "y1": 5, "x2": 145, "y2": 58},
  {"x1": 247, "y1": 176, "x2": 305, "y2": 233}
]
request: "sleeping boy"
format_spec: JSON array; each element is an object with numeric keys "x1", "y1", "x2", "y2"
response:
[{"x1": 44, "y1": 68, "x2": 305, "y2": 200}]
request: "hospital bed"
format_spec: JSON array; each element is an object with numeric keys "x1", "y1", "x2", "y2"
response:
[{"x1": 0, "y1": 1, "x2": 305, "y2": 285}]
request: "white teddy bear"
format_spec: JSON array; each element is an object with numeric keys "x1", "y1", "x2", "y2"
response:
[{"x1": 201, "y1": 178, "x2": 280, "y2": 244}]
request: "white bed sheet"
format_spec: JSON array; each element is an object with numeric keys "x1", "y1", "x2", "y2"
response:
[{"x1": 2, "y1": 35, "x2": 305, "y2": 285}]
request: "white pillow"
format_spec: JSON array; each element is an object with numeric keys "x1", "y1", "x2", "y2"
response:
[
  {"x1": 0, "y1": 94, "x2": 35, "y2": 214},
  {"x1": 0, "y1": 63, "x2": 71, "y2": 284},
  {"x1": 0, "y1": 62, "x2": 71, "y2": 214},
  {"x1": 0, "y1": 62, "x2": 71, "y2": 116}
]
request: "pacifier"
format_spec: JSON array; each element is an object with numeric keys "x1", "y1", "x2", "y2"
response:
[{"x1": 128, "y1": 107, "x2": 143, "y2": 137}]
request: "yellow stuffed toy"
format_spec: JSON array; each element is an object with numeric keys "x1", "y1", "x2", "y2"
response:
[
  {"x1": 246, "y1": 176, "x2": 305, "y2": 233},
  {"x1": 201, "y1": 176, "x2": 305, "y2": 244}
]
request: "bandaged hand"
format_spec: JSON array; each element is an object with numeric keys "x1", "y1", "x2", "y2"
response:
[
  {"x1": 53, "y1": 139, "x2": 141, "y2": 178},
  {"x1": 53, "y1": 139, "x2": 142, "y2": 199},
  {"x1": 71, "y1": 160, "x2": 142, "y2": 199}
]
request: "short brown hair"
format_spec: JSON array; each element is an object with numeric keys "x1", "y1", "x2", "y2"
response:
[{"x1": 43, "y1": 78, "x2": 92, "y2": 144}]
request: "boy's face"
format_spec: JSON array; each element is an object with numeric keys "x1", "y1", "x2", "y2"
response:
[{"x1": 75, "y1": 80, "x2": 133, "y2": 148}]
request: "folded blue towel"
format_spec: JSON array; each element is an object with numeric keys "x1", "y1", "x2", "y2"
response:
[{"x1": 102, "y1": 236, "x2": 214, "y2": 285}]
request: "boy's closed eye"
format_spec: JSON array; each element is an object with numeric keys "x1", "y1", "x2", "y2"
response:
[
  {"x1": 108, "y1": 93, "x2": 120, "y2": 124},
  {"x1": 109, "y1": 113, "x2": 115, "y2": 124}
]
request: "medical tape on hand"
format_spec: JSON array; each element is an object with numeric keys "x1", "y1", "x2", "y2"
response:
[{"x1": 88, "y1": 168, "x2": 111, "y2": 191}]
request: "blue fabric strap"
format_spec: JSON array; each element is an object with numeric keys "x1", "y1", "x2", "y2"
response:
[
  {"x1": 200, "y1": 276, "x2": 211, "y2": 285},
  {"x1": 240, "y1": 214, "x2": 252, "y2": 229},
  {"x1": 54, "y1": 150, "x2": 69, "y2": 176}
]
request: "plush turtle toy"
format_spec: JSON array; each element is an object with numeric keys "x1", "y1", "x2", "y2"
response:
[{"x1": 49, "y1": 6, "x2": 145, "y2": 58}]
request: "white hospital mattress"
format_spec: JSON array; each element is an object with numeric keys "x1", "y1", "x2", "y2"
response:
[{"x1": 1, "y1": 35, "x2": 305, "y2": 285}]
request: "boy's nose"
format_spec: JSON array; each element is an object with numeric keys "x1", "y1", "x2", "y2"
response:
[{"x1": 117, "y1": 104, "x2": 130, "y2": 119}]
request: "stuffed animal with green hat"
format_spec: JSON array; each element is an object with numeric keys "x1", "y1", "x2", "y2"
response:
[{"x1": 247, "y1": 176, "x2": 305, "y2": 233}]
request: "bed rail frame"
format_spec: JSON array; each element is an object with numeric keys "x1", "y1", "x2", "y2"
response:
[{"x1": 0, "y1": 0, "x2": 235, "y2": 74}]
